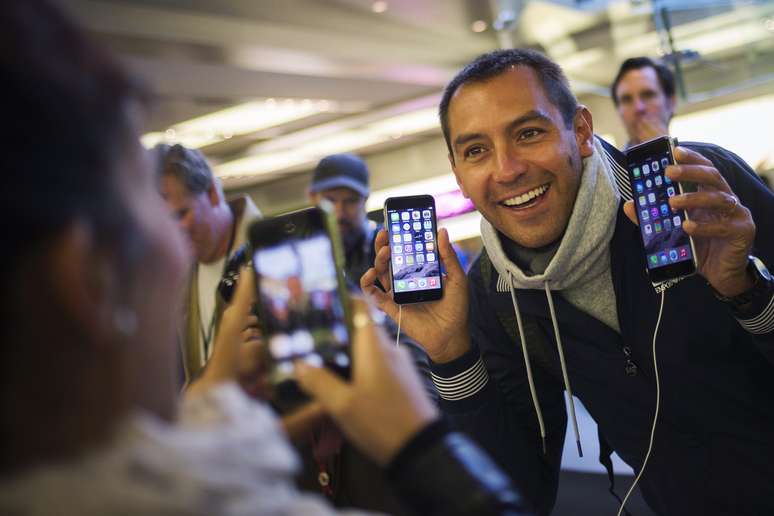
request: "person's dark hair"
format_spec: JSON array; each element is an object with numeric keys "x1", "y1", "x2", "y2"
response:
[
  {"x1": 0, "y1": 1, "x2": 149, "y2": 323},
  {"x1": 610, "y1": 57, "x2": 676, "y2": 106},
  {"x1": 159, "y1": 144, "x2": 214, "y2": 195},
  {"x1": 439, "y1": 48, "x2": 578, "y2": 159}
]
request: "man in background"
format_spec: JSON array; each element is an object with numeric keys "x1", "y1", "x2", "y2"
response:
[
  {"x1": 611, "y1": 56, "x2": 676, "y2": 148},
  {"x1": 158, "y1": 144, "x2": 262, "y2": 383}
]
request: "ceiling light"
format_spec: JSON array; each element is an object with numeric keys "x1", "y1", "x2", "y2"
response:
[
  {"x1": 141, "y1": 98, "x2": 337, "y2": 149},
  {"x1": 471, "y1": 20, "x2": 488, "y2": 33},
  {"x1": 372, "y1": 1, "x2": 387, "y2": 14}
]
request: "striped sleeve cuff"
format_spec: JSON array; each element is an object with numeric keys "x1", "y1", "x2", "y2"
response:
[
  {"x1": 431, "y1": 356, "x2": 489, "y2": 402},
  {"x1": 737, "y1": 292, "x2": 774, "y2": 335}
]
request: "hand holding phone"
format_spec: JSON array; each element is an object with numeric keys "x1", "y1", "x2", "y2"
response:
[{"x1": 360, "y1": 224, "x2": 471, "y2": 365}]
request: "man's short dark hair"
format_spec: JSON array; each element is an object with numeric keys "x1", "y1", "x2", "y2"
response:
[
  {"x1": 159, "y1": 144, "x2": 214, "y2": 195},
  {"x1": 610, "y1": 57, "x2": 676, "y2": 106},
  {"x1": 439, "y1": 48, "x2": 579, "y2": 159}
]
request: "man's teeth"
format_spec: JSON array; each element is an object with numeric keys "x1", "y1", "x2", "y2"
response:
[{"x1": 502, "y1": 184, "x2": 549, "y2": 207}]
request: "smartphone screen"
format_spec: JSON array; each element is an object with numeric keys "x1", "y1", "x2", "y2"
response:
[
  {"x1": 384, "y1": 195, "x2": 443, "y2": 304},
  {"x1": 249, "y1": 208, "x2": 351, "y2": 394},
  {"x1": 626, "y1": 137, "x2": 697, "y2": 283}
]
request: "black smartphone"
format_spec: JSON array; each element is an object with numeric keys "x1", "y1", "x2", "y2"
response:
[
  {"x1": 248, "y1": 206, "x2": 351, "y2": 405},
  {"x1": 626, "y1": 136, "x2": 697, "y2": 284},
  {"x1": 384, "y1": 195, "x2": 443, "y2": 304}
]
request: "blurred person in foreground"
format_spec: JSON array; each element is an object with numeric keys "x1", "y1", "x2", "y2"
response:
[
  {"x1": 611, "y1": 57, "x2": 676, "y2": 149},
  {"x1": 158, "y1": 144, "x2": 262, "y2": 384},
  {"x1": 0, "y1": 2, "x2": 530, "y2": 515}
]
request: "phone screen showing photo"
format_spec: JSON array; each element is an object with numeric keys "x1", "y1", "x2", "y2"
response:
[
  {"x1": 627, "y1": 138, "x2": 696, "y2": 283},
  {"x1": 252, "y1": 233, "x2": 350, "y2": 384},
  {"x1": 385, "y1": 195, "x2": 443, "y2": 304}
]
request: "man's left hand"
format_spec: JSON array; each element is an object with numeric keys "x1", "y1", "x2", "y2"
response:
[{"x1": 624, "y1": 146, "x2": 756, "y2": 296}]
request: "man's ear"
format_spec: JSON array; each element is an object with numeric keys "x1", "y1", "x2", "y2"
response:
[
  {"x1": 46, "y1": 221, "x2": 117, "y2": 347},
  {"x1": 666, "y1": 94, "x2": 677, "y2": 119},
  {"x1": 207, "y1": 181, "x2": 220, "y2": 207},
  {"x1": 574, "y1": 106, "x2": 595, "y2": 158},
  {"x1": 449, "y1": 153, "x2": 469, "y2": 199}
]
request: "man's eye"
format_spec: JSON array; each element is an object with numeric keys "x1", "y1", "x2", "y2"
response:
[
  {"x1": 464, "y1": 145, "x2": 485, "y2": 159},
  {"x1": 518, "y1": 128, "x2": 543, "y2": 141}
]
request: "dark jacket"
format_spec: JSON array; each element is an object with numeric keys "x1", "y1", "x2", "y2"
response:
[{"x1": 430, "y1": 139, "x2": 774, "y2": 515}]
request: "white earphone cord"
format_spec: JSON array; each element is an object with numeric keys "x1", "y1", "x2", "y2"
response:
[{"x1": 617, "y1": 289, "x2": 665, "y2": 516}]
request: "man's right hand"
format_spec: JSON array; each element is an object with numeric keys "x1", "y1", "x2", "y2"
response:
[{"x1": 360, "y1": 227, "x2": 470, "y2": 364}]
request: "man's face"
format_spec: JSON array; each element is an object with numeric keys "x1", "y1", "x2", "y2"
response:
[
  {"x1": 310, "y1": 187, "x2": 366, "y2": 245},
  {"x1": 160, "y1": 175, "x2": 219, "y2": 263},
  {"x1": 448, "y1": 66, "x2": 593, "y2": 249},
  {"x1": 615, "y1": 66, "x2": 675, "y2": 145}
]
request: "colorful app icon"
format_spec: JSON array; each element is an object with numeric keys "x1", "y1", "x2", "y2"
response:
[
  {"x1": 640, "y1": 210, "x2": 649, "y2": 221},
  {"x1": 392, "y1": 234, "x2": 401, "y2": 243},
  {"x1": 654, "y1": 221, "x2": 663, "y2": 233},
  {"x1": 391, "y1": 224, "x2": 400, "y2": 233},
  {"x1": 390, "y1": 212, "x2": 399, "y2": 221},
  {"x1": 660, "y1": 203, "x2": 669, "y2": 216},
  {"x1": 659, "y1": 252, "x2": 668, "y2": 264},
  {"x1": 645, "y1": 179, "x2": 652, "y2": 189},
  {"x1": 649, "y1": 255, "x2": 659, "y2": 267},
  {"x1": 424, "y1": 231, "x2": 434, "y2": 241},
  {"x1": 408, "y1": 281, "x2": 417, "y2": 289},
  {"x1": 661, "y1": 158, "x2": 669, "y2": 168},
  {"x1": 403, "y1": 223, "x2": 410, "y2": 231},
  {"x1": 664, "y1": 174, "x2": 672, "y2": 184},
  {"x1": 427, "y1": 252, "x2": 436, "y2": 262},
  {"x1": 667, "y1": 186, "x2": 675, "y2": 197},
  {"x1": 422, "y1": 210, "x2": 431, "y2": 219},
  {"x1": 633, "y1": 167, "x2": 641, "y2": 178},
  {"x1": 425, "y1": 242, "x2": 434, "y2": 251},
  {"x1": 654, "y1": 175, "x2": 663, "y2": 186},
  {"x1": 679, "y1": 247, "x2": 688, "y2": 258},
  {"x1": 669, "y1": 249, "x2": 678, "y2": 262},
  {"x1": 418, "y1": 279, "x2": 427, "y2": 288},
  {"x1": 403, "y1": 233, "x2": 412, "y2": 242},
  {"x1": 648, "y1": 193, "x2": 656, "y2": 204},
  {"x1": 635, "y1": 181, "x2": 644, "y2": 193},
  {"x1": 393, "y1": 245, "x2": 402, "y2": 254},
  {"x1": 652, "y1": 161, "x2": 660, "y2": 172},
  {"x1": 404, "y1": 244, "x2": 413, "y2": 253},
  {"x1": 413, "y1": 222, "x2": 422, "y2": 231},
  {"x1": 650, "y1": 207, "x2": 659, "y2": 218},
  {"x1": 638, "y1": 195, "x2": 647, "y2": 207},
  {"x1": 405, "y1": 255, "x2": 415, "y2": 265},
  {"x1": 412, "y1": 211, "x2": 421, "y2": 220},
  {"x1": 396, "y1": 280, "x2": 406, "y2": 291},
  {"x1": 424, "y1": 220, "x2": 432, "y2": 229},
  {"x1": 394, "y1": 255, "x2": 404, "y2": 265},
  {"x1": 414, "y1": 243, "x2": 423, "y2": 252},
  {"x1": 401, "y1": 212, "x2": 410, "y2": 221},
  {"x1": 429, "y1": 278, "x2": 437, "y2": 287},
  {"x1": 663, "y1": 218, "x2": 672, "y2": 231},
  {"x1": 672, "y1": 215, "x2": 681, "y2": 227},
  {"x1": 416, "y1": 254, "x2": 425, "y2": 263},
  {"x1": 643, "y1": 164, "x2": 650, "y2": 175},
  {"x1": 644, "y1": 224, "x2": 652, "y2": 235}
]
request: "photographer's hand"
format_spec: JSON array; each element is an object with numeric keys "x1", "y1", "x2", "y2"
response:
[
  {"x1": 295, "y1": 298, "x2": 439, "y2": 466},
  {"x1": 360, "y1": 227, "x2": 470, "y2": 363}
]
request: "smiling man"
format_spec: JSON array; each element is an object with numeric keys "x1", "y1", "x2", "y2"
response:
[{"x1": 362, "y1": 49, "x2": 774, "y2": 515}]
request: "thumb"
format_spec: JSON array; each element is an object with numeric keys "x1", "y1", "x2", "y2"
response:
[
  {"x1": 295, "y1": 361, "x2": 350, "y2": 416},
  {"x1": 623, "y1": 200, "x2": 638, "y2": 226},
  {"x1": 437, "y1": 228, "x2": 464, "y2": 278}
]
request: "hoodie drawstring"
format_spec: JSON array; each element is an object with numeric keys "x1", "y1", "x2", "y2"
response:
[
  {"x1": 544, "y1": 283, "x2": 584, "y2": 458},
  {"x1": 506, "y1": 271, "x2": 583, "y2": 457},
  {"x1": 507, "y1": 271, "x2": 547, "y2": 455}
]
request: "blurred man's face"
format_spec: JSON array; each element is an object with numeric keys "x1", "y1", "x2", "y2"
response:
[
  {"x1": 310, "y1": 187, "x2": 367, "y2": 247},
  {"x1": 160, "y1": 175, "x2": 220, "y2": 263},
  {"x1": 615, "y1": 66, "x2": 675, "y2": 145}
]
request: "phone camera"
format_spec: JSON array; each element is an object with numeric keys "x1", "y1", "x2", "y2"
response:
[{"x1": 283, "y1": 222, "x2": 296, "y2": 234}]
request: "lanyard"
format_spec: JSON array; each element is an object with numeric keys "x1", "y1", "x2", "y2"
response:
[{"x1": 199, "y1": 218, "x2": 237, "y2": 358}]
